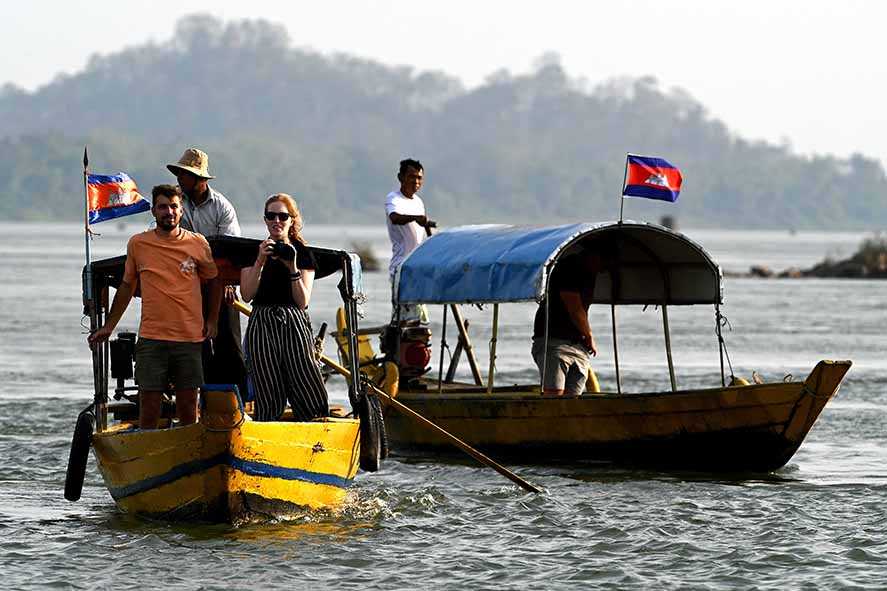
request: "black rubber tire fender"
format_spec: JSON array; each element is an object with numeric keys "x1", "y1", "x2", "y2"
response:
[
  {"x1": 358, "y1": 393, "x2": 386, "y2": 472},
  {"x1": 64, "y1": 411, "x2": 95, "y2": 501},
  {"x1": 376, "y1": 394, "x2": 389, "y2": 460}
]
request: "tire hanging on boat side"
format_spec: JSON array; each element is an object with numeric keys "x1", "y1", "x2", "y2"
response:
[
  {"x1": 64, "y1": 409, "x2": 95, "y2": 501},
  {"x1": 373, "y1": 391, "x2": 389, "y2": 461},
  {"x1": 379, "y1": 396, "x2": 389, "y2": 460},
  {"x1": 358, "y1": 389, "x2": 387, "y2": 472}
]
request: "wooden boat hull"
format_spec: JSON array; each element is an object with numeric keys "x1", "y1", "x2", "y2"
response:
[
  {"x1": 382, "y1": 360, "x2": 851, "y2": 472},
  {"x1": 92, "y1": 416, "x2": 360, "y2": 523}
]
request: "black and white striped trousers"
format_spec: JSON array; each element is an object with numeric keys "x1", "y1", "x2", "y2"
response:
[{"x1": 245, "y1": 305, "x2": 329, "y2": 422}]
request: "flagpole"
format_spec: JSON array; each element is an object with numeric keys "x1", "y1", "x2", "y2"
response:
[
  {"x1": 83, "y1": 146, "x2": 106, "y2": 431},
  {"x1": 83, "y1": 146, "x2": 92, "y2": 302},
  {"x1": 619, "y1": 153, "x2": 630, "y2": 224}
]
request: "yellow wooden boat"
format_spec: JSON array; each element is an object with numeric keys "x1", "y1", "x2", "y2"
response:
[
  {"x1": 92, "y1": 392, "x2": 360, "y2": 522},
  {"x1": 377, "y1": 361, "x2": 849, "y2": 471},
  {"x1": 349, "y1": 222, "x2": 851, "y2": 472},
  {"x1": 66, "y1": 237, "x2": 384, "y2": 523}
]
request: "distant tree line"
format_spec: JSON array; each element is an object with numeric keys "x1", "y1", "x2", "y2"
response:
[{"x1": 1, "y1": 14, "x2": 885, "y2": 229}]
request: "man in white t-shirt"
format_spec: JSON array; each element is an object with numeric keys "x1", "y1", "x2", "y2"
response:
[{"x1": 385, "y1": 158, "x2": 436, "y2": 322}]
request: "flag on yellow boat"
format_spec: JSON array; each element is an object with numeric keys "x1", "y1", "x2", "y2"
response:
[{"x1": 87, "y1": 172, "x2": 149, "y2": 224}]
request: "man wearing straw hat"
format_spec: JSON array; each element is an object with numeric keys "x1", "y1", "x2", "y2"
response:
[
  {"x1": 168, "y1": 148, "x2": 241, "y2": 238},
  {"x1": 167, "y1": 147, "x2": 245, "y2": 394}
]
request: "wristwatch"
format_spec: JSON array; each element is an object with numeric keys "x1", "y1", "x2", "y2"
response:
[{"x1": 290, "y1": 271, "x2": 302, "y2": 281}]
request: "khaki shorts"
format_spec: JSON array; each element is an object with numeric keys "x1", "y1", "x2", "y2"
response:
[
  {"x1": 532, "y1": 338, "x2": 590, "y2": 397},
  {"x1": 390, "y1": 277, "x2": 429, "y2": 324},
  {"x1": 135, "y1": 338, "x2": 204, "y2": 391}
]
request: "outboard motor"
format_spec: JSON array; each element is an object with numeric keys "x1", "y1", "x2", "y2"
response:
[
  {"x1": 381, "y1": 323, "x2": 432, "y2": 382},
  {"x1": 109, "y1": 331, "x2": 137, "y2": 399}
]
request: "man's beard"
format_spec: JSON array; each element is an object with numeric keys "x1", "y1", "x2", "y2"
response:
[{"x1": 158, "y1": 217, "x2": 177, "y2": 231}]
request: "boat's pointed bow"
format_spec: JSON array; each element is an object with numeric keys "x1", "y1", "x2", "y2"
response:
[
  {"x1": 778, "y1": 359, "x2": 853, "y2": 449},
  {"x1": 804, "y1": 360, "x2": 853, "y2": 399}
]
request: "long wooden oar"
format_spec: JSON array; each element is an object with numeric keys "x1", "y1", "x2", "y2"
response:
[
  {"x1": 319, "y1": 353, "x2": 541, "y2": 493},
  {"x1": 230, "y1": 299, "x2": 541, "y2": 493}
]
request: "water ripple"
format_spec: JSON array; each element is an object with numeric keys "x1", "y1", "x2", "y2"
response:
[{"x1": 4, "y1": 227, "x2": 887, "y2": 589}]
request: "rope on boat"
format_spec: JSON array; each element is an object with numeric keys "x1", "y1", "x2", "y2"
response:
[
  {"x1": 715, "y1": 310, "x2": 736, "y2": 378},
  {"x1": 203, "y1": 413, "x2": 246, "y2": 432},
  {"x1": 800, "y1": 384, "x2": 828, "y2": 398},
  {"x1": 780, "y1": 383, "x2": 822, "y2": 437}
]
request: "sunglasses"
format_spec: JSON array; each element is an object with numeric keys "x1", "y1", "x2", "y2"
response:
[{"x1": 264, "y1": 211, "x2": 291, "y2": 222}]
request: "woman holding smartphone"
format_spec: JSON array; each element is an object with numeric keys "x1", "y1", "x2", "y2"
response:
[{"x1": 240, "y1": 193, "x2": 328, "y2": 421}]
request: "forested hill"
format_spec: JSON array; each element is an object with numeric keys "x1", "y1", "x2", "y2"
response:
[{"x1": 1, "y1": 14, "x2": 884, "y2": 229}]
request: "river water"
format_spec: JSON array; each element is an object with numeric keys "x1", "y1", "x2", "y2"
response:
[{"x1": 1, "y1": 221, "x2": 885, "y2": 589}]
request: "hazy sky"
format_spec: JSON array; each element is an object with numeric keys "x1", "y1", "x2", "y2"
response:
[{"x1": 3, "y1": 1, "x2": 884, "y2": 165}]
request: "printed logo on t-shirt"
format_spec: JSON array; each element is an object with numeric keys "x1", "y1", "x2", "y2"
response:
[{"x1": 179, "y1": 256, "x2": 197, "y2": 276}]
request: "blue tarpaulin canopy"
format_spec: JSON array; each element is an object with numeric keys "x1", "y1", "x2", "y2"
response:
[{"x1": 394, "y1": 222, "x2": 723, "y2": 306}]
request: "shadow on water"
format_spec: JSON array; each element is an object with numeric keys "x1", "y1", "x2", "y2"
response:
[
  {"x1": 388, "y1": 451, "x2": 805, "y2": 488},
  {"x1": 554, "y1": 464, "x2": 804, "y2": 487}
]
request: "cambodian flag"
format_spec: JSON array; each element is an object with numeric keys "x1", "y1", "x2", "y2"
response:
[
  {"x1": 87, "y1": 172, "x2": 149, "y2": 224},
  {"x1": 622, "y1": 155, "x2": 683, "y2": 202}
]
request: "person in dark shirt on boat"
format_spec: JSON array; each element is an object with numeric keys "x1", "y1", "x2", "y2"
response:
[
  {"x1": 240, "y1": 193, "x2": 329, "y2": 421},
  {"x1": 88, "y1": 184, "x2": 222, "y2": 429},
  {"x1": 532, "y1": 248, "x2": 609, "y2": 398},
  {"x1": 167, "y1": 147, "x2": 247, "y2": 397}
]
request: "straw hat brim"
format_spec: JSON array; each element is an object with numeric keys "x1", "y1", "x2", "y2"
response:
[{"x1": 167, "y1": 163, "x2": 215, "y2": 180}]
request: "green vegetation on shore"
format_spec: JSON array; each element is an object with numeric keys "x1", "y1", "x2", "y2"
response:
[{"x1": 1, "y1": 14, "x2": 885, "y2": 229}]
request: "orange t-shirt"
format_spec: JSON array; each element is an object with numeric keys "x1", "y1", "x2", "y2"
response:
[{"x1": 123, "y1": 229, "x2": 218, "y2": 342}]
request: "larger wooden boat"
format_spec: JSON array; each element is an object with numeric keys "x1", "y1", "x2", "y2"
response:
[
  {"x1": 348, "y1": 222, "x2": 850, "y2": 472},
  {"x1": 66, "y1": 237, "x2": 384, "y2": 523}
]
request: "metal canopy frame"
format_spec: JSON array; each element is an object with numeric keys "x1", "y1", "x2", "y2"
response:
[{"x1": 395, "y1": 222, "x2": 727, "y2": 393}]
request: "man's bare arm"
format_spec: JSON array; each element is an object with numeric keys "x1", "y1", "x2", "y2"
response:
[
  {"x1": 389, "y1": 212, "x2": 436, "y2": 228},
  {"x1": 203, "y1": 277, "x2": 223, "y2": 339},
  {"x1": 559, "y1": 290, "x2": 597, "y2": 356},
  {"x1": 87, "y1": 280, "x2": 135, "y2": 347}
]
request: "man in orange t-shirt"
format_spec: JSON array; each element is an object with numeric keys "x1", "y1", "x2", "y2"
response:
[{"x1": 89, "y1": 184, "x2": 222, "y2": 429}]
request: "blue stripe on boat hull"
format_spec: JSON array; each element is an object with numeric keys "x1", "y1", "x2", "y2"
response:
[
  {"x1": 107, "y1": 453, "x2": 352, "y2": 500},
  {"x1": 228, "y1": 457, "x2": 351, "y2": 488}
]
